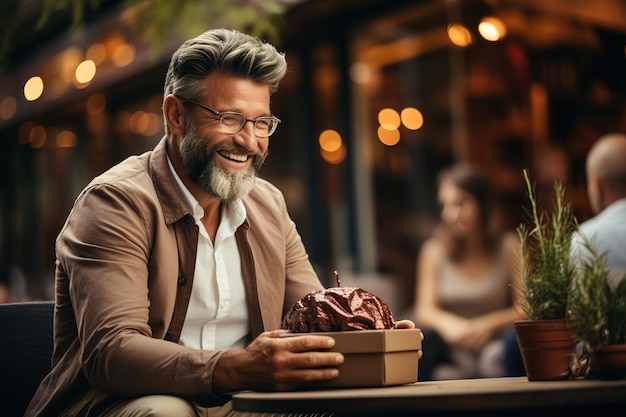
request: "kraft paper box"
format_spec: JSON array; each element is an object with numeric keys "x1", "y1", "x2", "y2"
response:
[{"x1": 286, "y1": 328, "x2": 422, "y2": 388}]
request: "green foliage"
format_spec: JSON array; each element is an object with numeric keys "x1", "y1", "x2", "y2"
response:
[
  {"x1": 571, "y1": 235, "x2": 626, "y2": 349},
  {"x1": 0, "y1": 0, "x2": 23, "y2": 66},
  {"x1": 1, "y1": 0, "x2": 104, "y2": 66},
  {"x1": 516, "y1": 169, "x2": 577, "y2": 320},
  {"x1": 126, "y1": 0, "x2": 288, "y2": 54},
  {"x1": 37, "y1": 0, "x2": 104, "y2": 30},
  {"x1": 1, "y1": 0, "x2": 289, "y2": 67}
]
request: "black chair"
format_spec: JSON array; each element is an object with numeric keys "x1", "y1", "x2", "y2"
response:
[{"x1": 0, "y1": 301, "x2": 54, "y2": 417}]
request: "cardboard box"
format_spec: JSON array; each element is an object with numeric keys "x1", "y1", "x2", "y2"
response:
[{"x1": 287, "y1": 328, "x2": 421, "y2": 388}]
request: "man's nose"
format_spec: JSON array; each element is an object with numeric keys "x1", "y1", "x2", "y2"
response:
[{"x1": 234, "y1": 121, "x2": 258, "y2": 151}]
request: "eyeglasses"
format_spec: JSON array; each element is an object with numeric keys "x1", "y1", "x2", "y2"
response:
[{"x1": 184, "y1": 99, "x2": 281, "y2": 137}]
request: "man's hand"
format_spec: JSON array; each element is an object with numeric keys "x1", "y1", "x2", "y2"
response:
[
  {"x1": 213, "y1": 330, "x2": 344, "y2": 392},
  {"x1": 395, "y1": 319, "x2": 415, "y2": 329},
  {"x1": 395, "y1": 320, "x2": 424, "y2": 360}
]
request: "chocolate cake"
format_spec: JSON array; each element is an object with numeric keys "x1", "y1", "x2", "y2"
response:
[{"x1": 281, "y1": 271, "x2": 397, "y2": 332}]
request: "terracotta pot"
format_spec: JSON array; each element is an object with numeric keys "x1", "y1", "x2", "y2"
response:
[
  {"x1": 588, "y1": 344, "x2": 626, "y2": 380},
  {"x1": 513, "y1": 319, "x2": 576, "y2": 381}
]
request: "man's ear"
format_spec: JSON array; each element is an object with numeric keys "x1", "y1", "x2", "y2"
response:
[
  {"x1": 597, "y1": 175, "x2": 613, "y2": 207},
  {"x1": 592, "y1": 175, "x2": 608, "y2": 212},
  {"x1": 163, "y1": 95, "x2": 187, "y2": 136}
]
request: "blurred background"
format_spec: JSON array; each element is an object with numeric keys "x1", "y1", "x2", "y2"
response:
[{"x1": 1, "y1": 0, "x2": 625, "y2": 316}]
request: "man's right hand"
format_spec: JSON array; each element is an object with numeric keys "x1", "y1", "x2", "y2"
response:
[{"x1": 213, "y1": 329, "x2": 344, "y2": 392}]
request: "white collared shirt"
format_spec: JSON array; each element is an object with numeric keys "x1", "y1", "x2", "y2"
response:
[
  {"x1": 573, "y1": 198, "x2": 626, "y2": 287},
  {"x1": 167, "y1": 157, "x2": 249, "y2": 350}
]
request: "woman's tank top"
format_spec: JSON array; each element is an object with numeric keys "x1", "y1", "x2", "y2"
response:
[{"x1": 437, "y1": 242, "x2": 512, "y2": 319}]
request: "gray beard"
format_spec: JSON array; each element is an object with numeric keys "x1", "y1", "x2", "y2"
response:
[{"x1": 178, "y1": 126, "x2": 266, "y2": 202}]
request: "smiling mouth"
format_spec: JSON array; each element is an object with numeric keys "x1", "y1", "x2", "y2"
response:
[{"x1": 217, "y1": 150, "x2": 249, "y2": 162}]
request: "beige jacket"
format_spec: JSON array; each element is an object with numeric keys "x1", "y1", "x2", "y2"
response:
[{"x1": 25, "y1": 138, "x2": 322, "y2": 417}]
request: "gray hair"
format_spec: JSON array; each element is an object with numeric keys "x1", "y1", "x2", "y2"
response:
[{"x1": 164, "y1": 28, "x2": 286, "y2": 103}]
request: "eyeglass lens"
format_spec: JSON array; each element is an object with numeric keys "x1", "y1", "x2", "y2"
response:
[{"x1": 220, "y1": 113, "x2": 277, "y2": 137}]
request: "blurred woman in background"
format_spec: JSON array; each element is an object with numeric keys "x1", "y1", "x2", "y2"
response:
[{"x1": 414, "y1": 164, "x2": 522, "y2": 380}]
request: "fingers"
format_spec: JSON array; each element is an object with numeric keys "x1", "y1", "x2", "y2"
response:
[
  {"x1": 271, "y1": 332, "x2": 338, "y2": 351},
  {"x1": 395, "y1": 324, "x2": 423, "y2": 359},
  {"x1": 272, "y1": 334, "x2": 344, "y2": 371},
  {"x1": 257, "y1": 334, "x2": 344, "y2": 391},
  {"x1": 263, "y1": 332, "x2": 344, "y2": 368},
  {"x1": 214, "y1": 332, "x2": 344, "y2": 392},
  {"x1": 279, "y1": 348, "x2": 344, "y2": 370},
  {"x1": 395, "y1": 319, "x2": 416, "y2": 329}
]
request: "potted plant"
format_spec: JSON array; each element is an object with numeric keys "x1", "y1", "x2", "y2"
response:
[
  {"x1": 570, "y1": 235, "x2": 626, "y2": 379},
  {"x1": 513, "y1": 169, "x2": 578, "y2": 380}
]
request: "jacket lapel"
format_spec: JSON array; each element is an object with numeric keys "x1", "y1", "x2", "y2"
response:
[{"x1": 235, "y1": 220, "x2": 265, "y2": 339}]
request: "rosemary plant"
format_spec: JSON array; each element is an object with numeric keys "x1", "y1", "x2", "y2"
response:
[
  {"x1": 516, "y1": 169, "x2": 578, "y2": 320},
  {"x1": 571, "y1": 235, "x2": 626, "y2": 349}
]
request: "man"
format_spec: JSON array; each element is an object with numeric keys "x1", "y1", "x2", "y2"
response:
[
  {"x1": 25, "y1": 29, "x2": 416, "y2": 417},
  {"x1": 571, "y1": 132, "x2": 626, "y2": 286}
]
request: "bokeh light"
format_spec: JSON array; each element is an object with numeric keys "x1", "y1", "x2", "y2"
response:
[
  {"x1": 29, "y1": 125, "x2": 47, "y2": 148},
  {"x1": 321, "y1": 143, "x2": 347, "y2": 164},
  {"x1": 24, "y1": 76, "x2": 44, "y2": 101},
  {"x1": 58, "y1": 47, "x2": 83, "y2": 85},
  {"x1": 447, "y1": 23, "x2": 473, "y2": 47},
  {"x1": 377, "y1": 126, "x2": 400, "y2": 146},
  {"x1": 75, "y1": 60, "x2": 97, "y2": 84},
  {"x1": 478, "y1": 17, "x2": 507, "y2": 41},
  {"x1": 378, "y1": 108, "x2": 401, "y2": 130},
  {"x1": 319, "y1": 129, "x2": 343, "y2": 152},
  {"x1": 112, "y1": 43, "x2": 135, "y2": 67},
  {"x1": 349, "y1": 62, "x2": 371, "y2": 84},
  {"x1": 401, "y1": 107, "x2": 424, "y2": 130},
  {"x1": 86, "y1": 43, "x2": 106, "y2": 65},
  {"x1": 0, "y1": 96, "x2": 17, "y2": 120},
  {"x1": 129, "y1": 111, "x2": 162, "y2": 136},
  {"x1": 56, "y1": 130, "x2": 78, "y2": 148}
]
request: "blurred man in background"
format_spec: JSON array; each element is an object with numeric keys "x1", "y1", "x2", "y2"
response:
[{"x1": 571, "y1": 132, "x2": 626, "y2": 285}]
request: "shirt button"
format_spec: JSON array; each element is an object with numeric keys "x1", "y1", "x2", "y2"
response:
[
  {"x1": 164, "y1": 332, "x2": 172, "y2": 341},
  {"x1": 178, "y1": 275, "x2": 187, "y2": 286},
  {"x1": 184, "y1": 214, "x2": 193, "y2": 224}
]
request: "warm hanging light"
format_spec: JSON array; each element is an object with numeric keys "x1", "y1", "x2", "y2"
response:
[{"x1": 478, "y1": 17, "x2": 507, "y2": 41}]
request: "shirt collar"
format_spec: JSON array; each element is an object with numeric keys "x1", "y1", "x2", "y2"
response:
[{"x1": 599, "y1": 197, "x2": 626, "y2": 218}]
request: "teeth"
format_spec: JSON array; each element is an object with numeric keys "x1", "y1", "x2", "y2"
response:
[{"x1": 219, "y1": 151, "x2": 248, "y2": 162}]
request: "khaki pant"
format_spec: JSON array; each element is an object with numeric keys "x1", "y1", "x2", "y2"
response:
[{"x1": 95, "y1": 395, "x2": 332, "y2": 417}]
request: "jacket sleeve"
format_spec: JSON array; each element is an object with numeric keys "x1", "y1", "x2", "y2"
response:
[{"x1": 56, "y1": 182, "x2": 228, "y2": 404}]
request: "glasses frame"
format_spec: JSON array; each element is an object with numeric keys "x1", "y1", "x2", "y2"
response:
[{"x1": 183, "y1": 99, "x2": 281, "y2": 137}]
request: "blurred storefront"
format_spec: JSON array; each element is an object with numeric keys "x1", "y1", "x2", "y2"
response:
[{"x1": 1, "y1": 0, "x2": 625, "y2": 313}]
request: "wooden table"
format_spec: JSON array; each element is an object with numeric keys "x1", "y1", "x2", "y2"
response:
[{"x1": 232, "y1": 376, "x2": 626, "y2": 416}]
